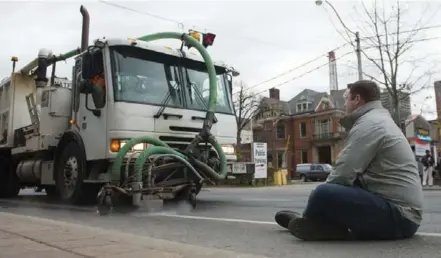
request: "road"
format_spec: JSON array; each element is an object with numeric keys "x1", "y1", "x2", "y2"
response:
[{"x1": 1, "y1": 183, "x2": 441, "y2": 258}]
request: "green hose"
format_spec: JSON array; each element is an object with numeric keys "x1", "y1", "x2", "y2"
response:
[
  {"x1": 60, "y1": 49, "x2": 81, "y2": 60},
  {"x1": 110, "y1": 137, "x2": 170, "y2": 181},
  {"x1": 207, "y1": 135, "x2": 227, "y2": 181},
  {"x1": 134, "y1": 146, "x2": 185, "y2": 184}
]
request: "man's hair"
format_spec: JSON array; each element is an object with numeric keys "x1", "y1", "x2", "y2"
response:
[{"x1": 347, "y1": 80, "x2": 381, "y2": 103}]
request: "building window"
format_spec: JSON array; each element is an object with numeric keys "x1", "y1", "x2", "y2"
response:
[
  {"x1": 296, "y1": 102, "x2": 312, "y2": 112},
  {"x1": 299, "y1": 122, "x2": 307, "y2": 138},
  {"x1": 267, "y1": 152, "x2": 273, "y2": 168},
  {"x1": 276, "y1": 122, "x2": 285, "y2": 139},
  {"x1": 277, "y1": 151, "x2": 287, "y2": 169},
  {"x1": 315, "y1": 119, "x2": 330, "y2": 136},
  {"x1": 301, "y1": 150, "x2": 308, "y2": 163}
]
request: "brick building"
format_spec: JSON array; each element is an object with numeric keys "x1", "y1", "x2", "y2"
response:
[{"x1": 239, "y1": 87, "x2": 347, "y2": 177}]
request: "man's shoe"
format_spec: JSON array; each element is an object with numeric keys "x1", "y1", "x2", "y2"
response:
[
  {"x1": 288, "y1": 217, "x2": 349, "y2": 241},
  {"x1": 274, "y1": 210, "x2": 301, "y2": 229}
]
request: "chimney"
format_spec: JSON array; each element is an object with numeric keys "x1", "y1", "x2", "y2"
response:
[{"x1": 269, "y1": 88, "x2": 280, "y2": 100}]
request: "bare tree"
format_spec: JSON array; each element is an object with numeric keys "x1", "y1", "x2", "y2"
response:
[
  {"x1": 233, "y1": 81, "x2": 261, "y2": 147},
  {"x1": 338, "y1": 0, "x2": 439, "y2": 124}
]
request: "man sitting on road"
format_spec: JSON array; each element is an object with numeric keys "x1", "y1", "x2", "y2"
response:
[{"x1": 275, "y1": 80, "x2": 423, "y2": 241}]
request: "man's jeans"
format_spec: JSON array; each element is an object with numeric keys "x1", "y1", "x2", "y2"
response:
[{"x1": 303, "y1": 183, "x2": 419, "y2": 240}]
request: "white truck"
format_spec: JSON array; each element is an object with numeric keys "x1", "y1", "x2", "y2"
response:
[{"x1": 0, "y1": 6, "x2": 239, "y2": 209}]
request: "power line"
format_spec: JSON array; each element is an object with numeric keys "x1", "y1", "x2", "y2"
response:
[
  {"x1": 252, "y1": 51, "x2": 354, "y2": 96},
  {"x1": 98, "y1": 0, "x2": 306, "y2": 51},
  {"x1": 233, "y1": 42, "x2": 352, "y2": 95},
  {"x1": 235, "y1": 34, "x2": 441, "y2": 96},
  {"x1": 360, "y1": 24, "x2": 441, "y2": 41},
  {"x1": 361, "y1": 36, "x2": 441, "y2": 50}
]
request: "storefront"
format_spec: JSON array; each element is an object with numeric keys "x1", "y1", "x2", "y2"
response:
[{"x1": 405, "y1": 115, "x2": 436, "y2": 159}]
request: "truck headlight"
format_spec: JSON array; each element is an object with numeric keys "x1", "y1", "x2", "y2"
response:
[
  {"x1": 221, "y1": 144, "x2": 235, "y2": 155},
  {"x1": 110, "y1": 139, "x2": 149, "y2": 152}
]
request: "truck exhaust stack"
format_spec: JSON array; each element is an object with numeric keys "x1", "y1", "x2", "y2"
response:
[{"x1": 80, "y1": 5, "x2": 90, "y2": 52}]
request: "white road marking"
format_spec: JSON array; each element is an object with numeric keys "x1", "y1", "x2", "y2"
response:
[
  {"x1": 415, "y1": 232, "x2": 441, "y2": 237},
  {"x1": 240, "y1": 198, "x2": 293, "y2": 202},
  {"x1": 148, "y1": 213, "x2": 277, "y2": 225},
  {"x1": 149, "y1": 213, "x2": 441, "y2": 238}
]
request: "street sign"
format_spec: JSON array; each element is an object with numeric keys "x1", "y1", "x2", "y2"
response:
[
  {"x1": 232, "y1": 163, "x2": 247, "y2": 174},
  {"x1": 253, "y1": 142, "x2": 267, "y2": 179}
]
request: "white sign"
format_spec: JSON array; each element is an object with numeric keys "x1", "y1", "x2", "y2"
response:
[
  {"x1": 232, "y1": 163, "x2": 247, "y2": 174},
  {"x1": 415, "y1": 142, "x2": 430, "y2": 156},
  {"x1": 253, "y1": 142, "x2": 267, "y2": 179}
]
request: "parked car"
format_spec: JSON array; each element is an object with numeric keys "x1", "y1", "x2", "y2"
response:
[{"x1": 296, "y1": 163, "x2": 332, "y2": 182}]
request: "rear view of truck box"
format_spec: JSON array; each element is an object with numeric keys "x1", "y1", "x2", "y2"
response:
[{"x1": 0, "y1": 73, "x2": 36, "y2": 148}]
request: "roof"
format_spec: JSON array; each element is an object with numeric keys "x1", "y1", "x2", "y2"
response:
[
  {"x1": 405, "y1": 114, "x2": 431, "y2": 128},
  {"x1": 287, "y1": 89, "x2": 346, "y2": 115},
  {"x1": 330, "y1": 89, "x2": 347, "y2": 110},
  {"x1": 259, "y1": 96, "x2": 290, "y2": 114},
  {"x1": 255, "y1": 88, "x2": 346, "y2": 119}
]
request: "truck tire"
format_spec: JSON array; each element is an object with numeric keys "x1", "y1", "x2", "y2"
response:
[
  {"x1": 0, "y1": 156, "x2": 20, "y2": 198},
  {"x1": 55, "y1": 141, "x2": 91, "y2": 204}
]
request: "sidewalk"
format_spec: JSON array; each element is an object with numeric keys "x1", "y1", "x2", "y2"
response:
[{"x1": 0, "y1": 212, "x2": 266, "y2": 258}]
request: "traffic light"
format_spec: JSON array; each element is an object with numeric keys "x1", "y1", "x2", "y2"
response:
[{"x1": 202, "y1": 33, "x2": 216, "y2": 48}]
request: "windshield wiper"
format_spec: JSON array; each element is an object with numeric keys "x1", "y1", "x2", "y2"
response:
[
  {"x1": 154, "y1": 65, "x2": 181, "y2": 119},
  {"x1": 184, "y1": 68, "x2": 218, "y2": 123}
]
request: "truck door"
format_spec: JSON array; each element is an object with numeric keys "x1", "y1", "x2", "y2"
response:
[{"x1": 72, "y1": 51, "x2": 108, "y2": 160}]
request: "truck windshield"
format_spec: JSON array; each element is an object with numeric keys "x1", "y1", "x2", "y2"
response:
[
  {"x1": 110, "y1": 45, "x2": 233, "y2": 114},
  {"x1": 182, "y1": 59, "x2": 233, "y2": 114},
  {"x1": 111, "y1": 46, "x2": 183, "y2": 107}
]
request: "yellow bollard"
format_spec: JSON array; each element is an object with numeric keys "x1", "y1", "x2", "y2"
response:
[
  {"x1": 280, "y1": 169, "x2": 288, "y2": 185},
  {"x1": 273, "y1": 170, "x2": 282, "y2": 186}
]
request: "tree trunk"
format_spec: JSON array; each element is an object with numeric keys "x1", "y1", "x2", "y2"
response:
[
  {"x1": 236, "y1": 130, "x2": 242, "y2": 161},
  {"x1": 236, "y1": 130, "x2": 242, "y2": 147}
]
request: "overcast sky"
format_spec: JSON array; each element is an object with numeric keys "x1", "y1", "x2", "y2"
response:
[{"x1": 1, "y1": 0, "x2": 440, "y2": 119}]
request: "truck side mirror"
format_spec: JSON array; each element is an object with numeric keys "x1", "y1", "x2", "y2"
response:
[
  {"x1": 79, "y1": 81, "x2": 105, "y2": 108},
  {"x1": 81, "y1": 52, "x2": 94, "y2": 80},
  {"x1": 79, "y1": 81, "x2": 104, "y2": 117},
  {"x1": 226, "y1": 74, "x2": 233, "y2": 93}
]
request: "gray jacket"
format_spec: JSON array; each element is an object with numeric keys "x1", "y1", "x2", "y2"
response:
[{"x1": 327, "y1": 100, "x2": 423, "y2": 225}]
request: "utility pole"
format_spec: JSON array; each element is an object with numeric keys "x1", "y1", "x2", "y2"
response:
[
  {"x1": 315, "y1": 0, "x2": 363, "y2": 81},
  {"x1": 355, "y1": 32, "x2": 363, "y2": 81}
]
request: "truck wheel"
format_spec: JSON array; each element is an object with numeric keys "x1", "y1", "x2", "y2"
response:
[
  {"x1": 0, "y1": 156, "x2": 20, "y2": 198},
  {"x1": 55, "y1": 141, "x2": 88, "y2": 204}
]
